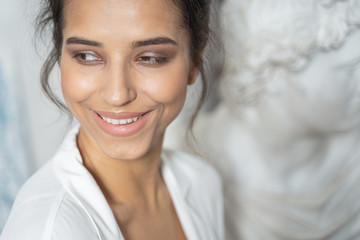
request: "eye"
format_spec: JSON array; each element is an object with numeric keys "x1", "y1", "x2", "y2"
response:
[
  {"x1": 72, "y1": 52, "x2": 103, "y2": 65},
  {"x1": 136, "y1": 56, "x2": 169, "y2": 65}
]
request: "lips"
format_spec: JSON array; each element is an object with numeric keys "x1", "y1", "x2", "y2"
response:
[{"x1": 93, "y1": 110, "x2": 151, "y2": 137}]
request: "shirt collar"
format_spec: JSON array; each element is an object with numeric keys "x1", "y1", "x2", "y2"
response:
[{"x1": 53, "y1": 125, "x2": 123, "y2": 240}]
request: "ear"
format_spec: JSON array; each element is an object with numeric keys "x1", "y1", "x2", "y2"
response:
[{"x1": 187, "y1": 67, "x2": 199, "y2": 85}]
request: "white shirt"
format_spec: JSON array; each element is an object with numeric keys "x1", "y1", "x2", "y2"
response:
[{"x1": 1, "y1": 126, "x2": 224, "y2": 240}]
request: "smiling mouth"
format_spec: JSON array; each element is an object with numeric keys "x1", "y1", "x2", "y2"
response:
[{"x1": 96, "y1": 113, "x2": 144, "y2": 126}]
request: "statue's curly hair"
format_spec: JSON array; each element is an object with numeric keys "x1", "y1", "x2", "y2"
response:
[{"x1": 220, "y1": 0, "x2": 360, "y2": 109}]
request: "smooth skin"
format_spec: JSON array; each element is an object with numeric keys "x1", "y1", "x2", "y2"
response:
[{"x1": 60, "y1": 0, "x2": 197, "y2": 239}]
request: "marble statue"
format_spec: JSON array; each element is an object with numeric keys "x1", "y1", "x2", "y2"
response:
[{"x1": 194, "y1": 0, "x2": 360, "y2": 239}]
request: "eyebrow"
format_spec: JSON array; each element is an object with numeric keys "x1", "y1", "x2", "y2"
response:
[
  {"x1": 66, "y1": 37, "x2": 103, "y2": 47},
  {"x1": 65, "y1": 37, "x2": 177, "y2": 48},
  {"x1": 132, "y1": 37, "x2": 177, "y2": 48}
]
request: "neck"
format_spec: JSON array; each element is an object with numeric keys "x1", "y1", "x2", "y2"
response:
[{"x1": 77, "y1": 129, "x2": 165, "y2": 210}]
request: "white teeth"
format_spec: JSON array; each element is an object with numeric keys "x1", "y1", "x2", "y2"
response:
[
  {"x1": 119, "y1": 119, "x2": 127, "y2": 125},
  {"x1": 101, "y1": 115, "x2": 140, "y2": 125}
]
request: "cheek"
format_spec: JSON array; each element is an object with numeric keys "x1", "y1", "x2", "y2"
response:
[
  {"x1": 152, "y1": 78, "x2": 187, "y2": 104},
  {"x1": 61, "y1": 59, "x2": 100, "y2": 104},
  {"x1": 142, "y1": 64, "x2": 189, "y2": 105}
]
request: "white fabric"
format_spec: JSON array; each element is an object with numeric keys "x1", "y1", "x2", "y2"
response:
[{"x1": 1, "y1": 126, "x2": 224, "y2": 240}]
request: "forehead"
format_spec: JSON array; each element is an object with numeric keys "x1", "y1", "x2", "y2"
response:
[{"x1": 62, "y1": 0, "x2": 187, "y2": 44}]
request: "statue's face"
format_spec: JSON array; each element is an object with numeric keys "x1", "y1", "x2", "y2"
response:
[{"x1": 285, "y1": 31, "x2": 360, "y2": 134}]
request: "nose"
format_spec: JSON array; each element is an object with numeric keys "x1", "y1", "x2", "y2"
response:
[{"x1": 100, "y1": 62, "x2": 137, "y2": 106}]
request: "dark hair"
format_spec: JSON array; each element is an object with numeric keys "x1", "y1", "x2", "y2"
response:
[{"x1": 36, "y1": 0, "x2": 212, "y2": 132}]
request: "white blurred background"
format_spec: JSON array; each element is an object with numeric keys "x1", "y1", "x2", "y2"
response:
[
  {"x1": 0, "y1": 0, "x2": 70, "y2": 230},
  {"x1": 1, "y1": 0, "x2": 70, "y2": 169}
]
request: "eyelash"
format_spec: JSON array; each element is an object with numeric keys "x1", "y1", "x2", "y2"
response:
[
  {"x1": 136, "y1": 56, "x2": 169, "y2": 65},
  {"x1": 72, "y1": 52, "x2": 103, "y2": 65},
  {"x1": 71, "y1": 52, "x2": 170, "y2": 66}
]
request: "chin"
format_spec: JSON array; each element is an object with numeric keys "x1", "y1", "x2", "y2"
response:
[
  {"x1": 97, "y1": 142, "x2": 149, "y2": 161},
  {"x1": 96, "y1": 131, "x2": 163, "y2": 161}
]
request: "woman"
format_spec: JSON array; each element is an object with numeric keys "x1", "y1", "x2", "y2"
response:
[{"x1": 0, "y1": 0, "x2": 223, "y2": 239}]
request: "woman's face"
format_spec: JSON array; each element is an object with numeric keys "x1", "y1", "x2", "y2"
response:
[{"x1": 60, "y1": 0, "x2": 195, "y2": 160}]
